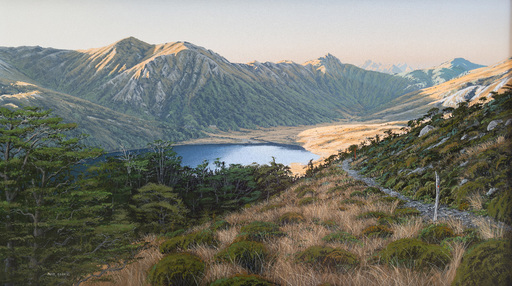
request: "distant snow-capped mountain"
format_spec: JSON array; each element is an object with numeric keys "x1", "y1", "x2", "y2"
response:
[
  {"x1": 359, "y1": 60, "x2": 414, "y2": 74},
  {"x1": 398, "y1": 58, "x2": 486, "y2": 89}
]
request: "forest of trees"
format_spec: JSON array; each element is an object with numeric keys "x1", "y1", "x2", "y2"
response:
[{"x1": 0, "y1": 106, "x2": 294, "y2": 285}]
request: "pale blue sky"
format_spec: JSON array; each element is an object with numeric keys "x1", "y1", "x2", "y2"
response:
[{"x1": 1, "y1": 0, "x2": 510, "y2": 67}]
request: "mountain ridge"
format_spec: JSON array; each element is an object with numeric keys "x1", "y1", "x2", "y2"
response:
[{"x1": 0, "y1": 37, "x2": 495, "y2": 149}]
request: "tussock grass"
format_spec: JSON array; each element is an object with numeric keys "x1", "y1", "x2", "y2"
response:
[
  {"x1": 95, "y1": 164, "x2": 486, "y2": 285},
  {"x1": 473, "y1": 217, "x2": 506, "y2": 239}
]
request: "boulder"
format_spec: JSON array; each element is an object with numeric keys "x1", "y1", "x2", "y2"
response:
[
  {"x1": 487, "y1": 120, "x2": 503, "y2": 131},
  {"x1": 419, "y1": 125, "x2": 435, "y2": 137}
]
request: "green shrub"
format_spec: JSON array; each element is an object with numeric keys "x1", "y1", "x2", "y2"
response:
[
  {"x1": 296, "y1": 246, "x2": 359, "y2": 271},
  {"x1": 215, "y1": 241, "x2": 269, "y2": 273},
  {"x1": 327, "y1": 186, "x2": 345, "y2": 194},
  {"x1": 210, "y1": 220, "x2": 230, "y2": 232},
  {"x1": 377, "y1": 216, "x2": 401, "y2": 227},
  {"x1": 379, "y1": 196, "x2": 406, "y2": 206},
  {"x1": 296, "y1": 188, "x2": 316, "y2": 198},
  {"x1": 361, "y1": 225, "x2": 393, "y2": 238},
  {"x1": 487, "y1": 189, "x2": 512, "y2": 224},
  {"x1": 320, "y1": 220, "x2": 338, "y2": 230},
  {"x1": 322, "y1": 231, "x2": 359, "y2": 244},
  {"x1": 363, "y1": 187, "x2": 385, "y2": 196},
  {"x1": 452, "y1": 239, "x2": 512, "y2": 286},
  {"x1": 210, "y1": 274, "x2": 277, "y2": 286},
  {"x1": 350, "y1": 191, "x2": 366, "y2": 198},
  {"x1": 357, "y1": 211, "x2": 389, "y2": 220},
  {"x1": 294, "y1": 185, "x2": 311, "y2": 194},
  {"x1": 394, "y1": 207, "x2": 421, "y2": 217},
  {"x1": 419, "y1": 223, "x2": 456, "y2": 244},
  {"x1": 379, "y1": 238, "x2": 451, "y2": 269},
  {"x1": 298, "y1": 197, "x2": 317, "y2": 206},
  {"x1": 237, "y1": 221, "x2": 285, "y2": 242},
  {"x1": 160, "y1": 235, "x2": 189, "y2": 254},
  {"x1": 277, "y1": 212, "x2": 305, "y2": 225},
  {"x1": 148, "y1": 252, "x2": 205, "y2": 286},
  {"x1": 163, "y1": 229, "x2": 186, "y2": 238},
  {"x1": 160, "y1": 229, "x2": 216, "y2": 254}
]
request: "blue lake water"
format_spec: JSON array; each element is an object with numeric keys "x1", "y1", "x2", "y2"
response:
[{"x1": 172, "y1": 143, "x2": 320, "y2": 168}]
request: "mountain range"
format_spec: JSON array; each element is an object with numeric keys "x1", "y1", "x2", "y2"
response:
[
  {"x1": 0, "y1": 37, "x2": 504, "y2": 150},
  {"x1": 359, "y1": 60, "x2": 415, "y2": 74}
]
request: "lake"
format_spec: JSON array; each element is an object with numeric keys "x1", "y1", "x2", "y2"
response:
[{"x1": 173, "y1": 143, "x2": 320, "y2": 168}]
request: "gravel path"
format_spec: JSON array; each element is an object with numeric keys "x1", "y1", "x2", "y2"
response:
[{"x1": 341, "y1": 159, "x2": 509, "y2": 229}]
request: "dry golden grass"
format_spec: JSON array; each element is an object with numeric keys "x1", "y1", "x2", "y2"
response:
[
  {"x1": 473, "y1": 217, "x2": 506, "y2": 240},
  {"x1": 458, "y1": 136, "x2": 507, "y2": 163},
  {"x1": 84, "y1": 235, "x2": 164, "y2": 286},
  {"x1": 95, "y1": 164, "x2": 485, "y2": 286},
  {"x1": 391, "y1": 217, "x2": 424, "y2": 239},
  {"x1": 467, "y1": 193, "x2": 484, "y2": 210}
]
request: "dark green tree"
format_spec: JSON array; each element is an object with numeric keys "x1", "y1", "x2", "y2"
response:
[{"x1": 0, "y1": 107, "x2": 135, "y2": 285}]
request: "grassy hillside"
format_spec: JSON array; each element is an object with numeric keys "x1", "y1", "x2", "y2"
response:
[
  {"x1": 87, "y1": 162, "x2": 509, "y2": 285},
  {"x1": 351, "y1": 86, "x2": 512, "y2": 224}
]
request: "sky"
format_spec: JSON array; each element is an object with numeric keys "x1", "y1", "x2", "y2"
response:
[{"x1": 1, "y1": 0, "x2": 510, "y2": 68}]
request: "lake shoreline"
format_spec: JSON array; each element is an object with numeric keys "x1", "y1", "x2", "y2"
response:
[{"x1": 174, "y1": 120, "x2": 408, "y2": 176}]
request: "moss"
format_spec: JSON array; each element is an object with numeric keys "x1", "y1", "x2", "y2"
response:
[
  {"x1": 322, "y1": 231, "x2": 359, "y2": 244},
  {"x1": 361, "y1": 225, "x2": 393, "y2": 238},
  {"x1": 487, "y1": 189, "x2": 512, "y2": 224},
  {"x1": 277, "y1": 212, "x2": 305, "y2": 225},
  {"x1": 215, "y1": 241, "x2": 269, "y2": 273},
  {"x1": 379, "y1": 238, "x2": 451, "y2": 269},
  {"x1": 148, "y1": 252, "x2": 205, "y2": 286},
  {"x1": 296, "y1": 246, "x2": 359, "y2": 271},
  {"x1": 452, "y1": 239, "x2": 512, "y2": 286},
  {"x1": 236, "y1": 221, "x2": 285, "y2": 242},
  {"x1": 394, "y1": 207, "x2": 421, "y2": 217},
  {"x1": 419, "y1": 223, "x2": 456, "y2": 244},
  {"x1": 160, "y1": 229, "x2": 216, "y2": 254},
  {"x1": 357, "y1": 211, "x2": 389, "y2": 220},
  {"x1": 210, "y1": 274, "x2": 277, "y2": 286},
  {"x1": 298, "y1": 197, "x2": 317, "y2": 206}
]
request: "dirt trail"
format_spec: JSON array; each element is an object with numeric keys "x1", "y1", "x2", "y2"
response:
[{"x1": 341, "y1": 159, "x2": 509, "y2": 229}]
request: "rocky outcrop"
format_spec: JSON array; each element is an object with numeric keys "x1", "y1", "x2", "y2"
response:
[{"x1": 419, "y1": 125, "x2": 435, "y2": 137}]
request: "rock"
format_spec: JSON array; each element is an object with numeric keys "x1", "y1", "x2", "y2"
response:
[
  {"x1": 459, "y1": 161, "x2": 468, "y2": 167},
  {"x1": 486, "y1": 120, "x2": 503, "y2": 131},
  {"x1": 419, "y1": 125, "x2": 435, "y2": 137},
  {"x1": 505, "y1": 118, "x2": 512, "y2": 126},
  {"x1": 426, "y1": 137, "x2": 449, "y2": 150},
  {"x1": 486, "y1": 188, "x2": 497, "y2": 197},
  {"x1": 460, "y1": 134, "x2": 468, "y2": 140},
  {"x1": 459, "y1": 179, "x2": 468, "y2": 186}
]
